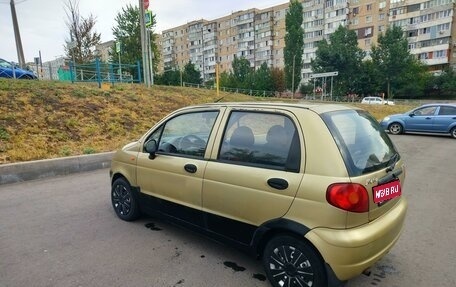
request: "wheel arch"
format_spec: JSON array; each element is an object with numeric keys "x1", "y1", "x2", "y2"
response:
[
  {"x1": 251, "y1": 218, "x2": 313, "y2": 258},
  {"x1": 111, "y1": 172, "x2": 128, "y2": 185},
  {"x1": 255, "y1": 219, "x2": 344, "y2": 286},
  {"x1": 448, "y1": 123, "x2": 456, "y2": 134}
]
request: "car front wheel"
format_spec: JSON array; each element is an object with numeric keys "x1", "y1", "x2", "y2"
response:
[
  {"x1": 111, "y1": 178, "x2": 140, "y2": 221},
  {"x1": 262, "y1": 235, "x2": 326, "y2": 287},
  {"x1": 388, "y1": 122, "x2": 403, "y2": 135},
  {"x1": 450, "y1": 127, "x2": 456, "y2": 139}
]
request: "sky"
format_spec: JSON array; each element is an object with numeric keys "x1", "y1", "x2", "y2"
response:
[{"x1": 0, "y1": 0, "x2": 287, "y2": 63}]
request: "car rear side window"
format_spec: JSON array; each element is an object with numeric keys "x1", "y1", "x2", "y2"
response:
[
  {"x1": 438, "y1": 106, "x2": 456, "y2": 116},
  {"x1": 322, "y1": 110, "x2": 398, "y2": 176},
  {"x1": 218, "y1": 111, "x2": 300, "y2": 172}
]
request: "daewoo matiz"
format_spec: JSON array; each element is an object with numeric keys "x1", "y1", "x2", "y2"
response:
[{"x1": 110, "y1": 102, "x2": 407, "y2": 287}]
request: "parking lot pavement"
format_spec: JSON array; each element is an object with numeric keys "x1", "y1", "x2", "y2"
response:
[{"x1": 0, "y1": 134, "x2": 455, "y2": 287}]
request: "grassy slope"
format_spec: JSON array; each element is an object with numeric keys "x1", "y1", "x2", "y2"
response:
[{"x1": 0, "y1": 79, "x2": 416, "y2": 164}]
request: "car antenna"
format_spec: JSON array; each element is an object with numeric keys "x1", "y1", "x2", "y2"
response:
[{"x1": 214, "y1": 95, "x2": 225, "y2": 103}]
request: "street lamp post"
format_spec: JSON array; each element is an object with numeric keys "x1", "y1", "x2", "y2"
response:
[
  {"x1": 292, "y1": 54, "x2": 296, "y2": 99},
  {"x1": 201, "y1": 25, "x2": 205, "y2": 84}
]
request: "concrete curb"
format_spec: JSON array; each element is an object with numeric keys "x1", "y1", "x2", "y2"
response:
[{"x1": 0, "y1": 152, "x2": 114, "y2": 185}]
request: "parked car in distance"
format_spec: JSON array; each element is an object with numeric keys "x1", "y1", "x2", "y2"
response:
[
  {"x1": 380, "y1": 103, "x2": 456, "y2": 139},
  {"x1": 110, "y1": 102, "x2": 407, "y2": 287},
  {"x1": 361, "y1": 96, "x2": 394, "y2": 105},
  {"x1": 0, "y1": 58, "x2": 37, "y2": 79}
]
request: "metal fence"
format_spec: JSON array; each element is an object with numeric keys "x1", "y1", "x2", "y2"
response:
[
  {"x1": 183, "y1": 82, "x2": 276, "y2": 97},
  {"x1": 68, "y1": 59, "x2": 142, "y2": 85}
]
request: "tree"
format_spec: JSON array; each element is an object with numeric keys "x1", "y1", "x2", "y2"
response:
[
  {"x1": 358, "y1": 60, "x2": 382, "y2": 96},
  {"x1": 254, "y1": 63, "x2": 273, "y2": 91},
  {"x1": 424, "y1": 69, "x2": 456, "y2": 98},
  {"x1": 183, "y1": 61, "x2": 202, "y2": 85},
  {"x1": 231, "y1": 55, "x2": 253, "y2": 89},
  {"x1": 271, "y1": 68, "x2": 286, "y2": 93},
  {"x1": 64, "y1": 0, "x2": 101, "y2": 64},
  {"x1": 111, "y1": 5, "x2": 160, "y2": 74},
  {"x1": 311, "y1": 25, "x2": 365, "y2": 97},
  {"x1": 155, "y1": 69, "x2": 180, "y2": 86},
  {"x1": 371, "y1": 25, "x2": 423, "y2": 98},
  {"x1": 284, "y1": 0, "x2": 304, "y2": 91}
]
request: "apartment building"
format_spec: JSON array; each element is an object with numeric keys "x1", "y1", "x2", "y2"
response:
[
  {"x1": 388, "y1": 0, "x2": 456, "y2": 72},
  {"x1": 157, "y1": 0, "x2": 456, "y2": 84}
]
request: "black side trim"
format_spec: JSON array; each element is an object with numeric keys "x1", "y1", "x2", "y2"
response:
[{"x1": 251, "y1": 218, "x2": 311, "y2": 254}]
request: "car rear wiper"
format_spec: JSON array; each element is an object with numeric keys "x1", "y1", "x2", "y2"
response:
[{"x1": 385, "y1": 153, "x2": 399, "y2": 172}]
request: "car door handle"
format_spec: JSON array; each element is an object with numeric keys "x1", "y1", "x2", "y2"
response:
[
  {"x1": 267, "y1": 178, "x2": 289, "y2": 190},
  {"x1": 184, "y1": 164, "x2": 197, "y2": 173},
  {"x1": 425, "y1": 117, "x2": 432, "y2": 120}
]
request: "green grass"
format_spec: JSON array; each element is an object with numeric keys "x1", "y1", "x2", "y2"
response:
[{"x1": 0, "y1": 78, "x2": 417, "y2": 164}]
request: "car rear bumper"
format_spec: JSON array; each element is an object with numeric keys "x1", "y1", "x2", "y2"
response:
[{"x1": 305, "y1": 198, "x2": 407, "y2": 281}]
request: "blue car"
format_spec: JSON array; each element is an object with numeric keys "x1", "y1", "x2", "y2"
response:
[
  {"x1": 0, "y1": 58, "x2": 37, "y2": 79},
  {"x1": 380, "y1": 103, "x2": 456, "y2": 139}
]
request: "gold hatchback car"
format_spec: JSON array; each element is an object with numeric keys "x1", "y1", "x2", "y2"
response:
[{"x1": 110, "y1": 102, "x2": 407, "y2": 287}]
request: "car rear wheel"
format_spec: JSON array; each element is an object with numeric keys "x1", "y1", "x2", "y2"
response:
[
  {"x1": 451, "y1": 127, "x2": 456, "y2": 139},
  {"x1": 111, "y1": 178, "x2": 140, "y2": 221},
  {"x1": 262, "y1": 235, "x2": 326, "y2": 287},
  {"x1": 388, "y1": 122, "x2": 403, "y2": 135}
]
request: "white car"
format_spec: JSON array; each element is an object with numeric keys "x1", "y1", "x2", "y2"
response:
[{"x1": 361, "y1": 96, "x2": 394, "y2": 105}]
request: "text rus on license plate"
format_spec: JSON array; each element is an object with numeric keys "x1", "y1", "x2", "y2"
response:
[{"x1": 373, "y1": 180, "x2": 401, "y2": 203}]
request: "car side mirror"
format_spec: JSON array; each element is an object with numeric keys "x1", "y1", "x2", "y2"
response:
[
  {"x1": 144, "y1": 139, "x2": 157, "y2": 159},
  {"x1": 409, "y1": 113, "x2": 415, "y2": 117}
]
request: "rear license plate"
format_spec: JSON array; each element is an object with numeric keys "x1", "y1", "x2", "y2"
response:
[{"x1": 373, "y1": 180, "x2": 401, "y2": 204}]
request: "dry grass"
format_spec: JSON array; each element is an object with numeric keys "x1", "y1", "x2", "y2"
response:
[{"x1": 0, "y1": 79, "x2": 417, "y2": 164}]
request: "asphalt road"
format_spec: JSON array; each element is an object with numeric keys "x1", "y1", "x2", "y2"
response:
[{"x1": 1, "y1": 134, "x2": 455, "y2": 287}]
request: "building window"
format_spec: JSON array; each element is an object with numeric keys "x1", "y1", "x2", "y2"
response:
[
  {"x1": 352, "y1": 7, "x2": 359, "y2": 15},
  {"x1": 366, "y1": 4, "x2": 372, "y2": 11},
  {"x1": 435, "y1": 50, "x2": 447, "y2": 58},
  {"x1": 366, "y1": 16, "x2": 372, "y2": 23}
]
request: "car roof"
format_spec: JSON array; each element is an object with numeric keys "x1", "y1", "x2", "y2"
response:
[
  {"x1": 417, "y1": 103, "x2": 456, "y2": 108},
  {"x1": 176, "y1": 102, "x2": 358, "y2": 115}
]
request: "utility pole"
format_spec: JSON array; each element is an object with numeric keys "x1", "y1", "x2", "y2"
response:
[
  {"x1": 201, "y1": 25, "x2": 205, "y2": 84},
  {"x1": 10, "y1": 0, "x2": 25, "y2": 68},
  {"x1": 291, "y1": 54, "x2": 296, "y2": 99},
  {"x1": 139, "y1": 0, "x2": 150, "y2": 87}
]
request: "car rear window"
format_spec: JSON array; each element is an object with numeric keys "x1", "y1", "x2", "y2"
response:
[{"x1": 322, "y1": 109, "x2": 399, "y2": 177}]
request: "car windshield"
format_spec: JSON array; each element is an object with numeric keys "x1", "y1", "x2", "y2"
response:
[
  {"x1": 322, "y1": 109, "x2": 399, "y2": 176},
  {"x1": 0, "y1": 59, "x2": 12, "y2": 68}
]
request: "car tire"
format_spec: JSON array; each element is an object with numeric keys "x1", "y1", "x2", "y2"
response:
[
  {"x1": 111, "y1": 178, "x2": 140, "y2": 221},
  {"x1": 262, "y1": 235, "x2": 327, "y2": 287},
  {"x1": 451, "y1": 127, "x2": 456, "y2": 139},
  {"x1": 388, "y1": 122, "x2": 403, "y2": 135}
]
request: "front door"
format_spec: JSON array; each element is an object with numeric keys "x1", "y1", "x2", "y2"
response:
[
  {"x1": 405, "y1": 105, "x2": 437, "y2": 132},
  {"x1": 136, "y1": 110, "x2": 220, "y2": 227}
]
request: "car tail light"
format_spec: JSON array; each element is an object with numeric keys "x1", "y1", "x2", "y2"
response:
[{"x1": 326, "y1": 183, "x2": 369, "y2": 213}]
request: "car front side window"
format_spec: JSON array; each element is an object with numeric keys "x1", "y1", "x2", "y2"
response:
[
  {"x1": 149, "y1": 111, "x2": 219, "y2": 158},
  {"x1": 415, "y1": 106, "x2": 437, "y2": 116}
]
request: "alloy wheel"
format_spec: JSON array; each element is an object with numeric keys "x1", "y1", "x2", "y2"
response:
[
  {"x1": 267, "y1": 244, "x2": 315, "y2": 287},
  {"x1": 112, "y1": 184, "x2": 132, "y2": 216}
]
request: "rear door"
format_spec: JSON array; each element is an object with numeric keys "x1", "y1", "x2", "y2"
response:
[
  {"x1": 433, "y1": 105, "x2": 456, "y2": 133},
  {"x1": 202, "y1": 108, "x2": 304, "y2": 244}
]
